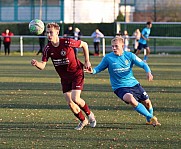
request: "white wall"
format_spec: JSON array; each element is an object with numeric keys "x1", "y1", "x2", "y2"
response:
[{"x1": 64, "y1": 0, "x2": 120, "y2": 23}]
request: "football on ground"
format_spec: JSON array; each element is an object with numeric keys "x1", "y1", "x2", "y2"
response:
[{"x1": 29, "y1": 19, "x2": 44, "y2": 35}]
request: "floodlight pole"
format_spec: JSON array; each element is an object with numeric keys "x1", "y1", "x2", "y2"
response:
[
  {"x1": 39, "y1": 0, "x2": 42, "y2": 20},
  {"x1": 154, "y1": 0, "x2": 157, "y2": 22},
  {"x1": 124, "y1": 0, "x2": 127, "y2": 31},
  {"x1": 154, "y1": 0, "x2": 157, "y2": 53},
  {"x1": 73, "y1": 0, "x2": 75, "y2": 27}
]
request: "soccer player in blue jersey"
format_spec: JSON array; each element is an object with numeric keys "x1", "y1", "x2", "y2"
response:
[
  {"x1": 135, "y1": 22, "x2": 152, "y2": 62},
  {"x1": 85, "y1": 37, "x2": 161, "y2": 127}
]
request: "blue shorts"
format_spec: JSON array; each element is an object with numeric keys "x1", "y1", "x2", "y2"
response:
[
  {"x1": 137, "y1": 43, "x2": 148, "y2": 50},
  {"x1": 114, "y1": 84, "x2": 149, "y2": 104}
]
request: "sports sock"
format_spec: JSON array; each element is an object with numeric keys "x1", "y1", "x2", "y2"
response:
[
  {"x1": 143, "y1": 55, "x2": 148, "y2": 61},
  {"x1": 134, "y1": 103, "x2": 153, "y2": 121},
  {"x1": 74, "y1": 111, "x2": 85, "y2": 121},
  {"x1": 148, "y1": 107, "x2": 153, "y2": 115},
  {"x1": 80, "y1": 103, "x2": 91, "y2": 116},
  {"x1": 146, "y1": 107, "x2": 153, "y2": 122}
]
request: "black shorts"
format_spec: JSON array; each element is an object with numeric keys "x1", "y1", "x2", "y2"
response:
[
  {"x1": 114, "y1": 84, "x2": 149, "y2": 104},
  {"x1": 138, "y1": 43, "x2": 148, "y2": 50}
]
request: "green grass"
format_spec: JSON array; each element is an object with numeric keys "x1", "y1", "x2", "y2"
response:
[{"x1": 0, "y1": 54, "x2": 181, "y2": 149}]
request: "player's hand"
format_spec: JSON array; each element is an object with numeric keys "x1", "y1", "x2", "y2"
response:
[
  {"x1": 31, "y1": 59, "x2": 37, "y2": 66},
  {"x1": 84, "y1": 67, "x2": 93, "y2": 74},
  {"x1": 147, "y1": 72, "x2": 153, "y2": 81},
  {"x1": 84, "y1": 61, "x2": 91, "y2": 70}
]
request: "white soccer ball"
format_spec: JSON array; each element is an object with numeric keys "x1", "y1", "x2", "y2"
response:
[{"x1": 29, "y1": 19, "x2": 45, "y2": 35}]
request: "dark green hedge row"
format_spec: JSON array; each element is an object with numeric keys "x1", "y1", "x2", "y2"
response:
[
  {"x1": 0, "y1": 22, "x2": 180, "y2": 37},
  {"x1": 0, "y1": 23, "x2": 115, "y2": 36},
  {"x1": 120, "y1": 24, "x2": 181, "y2": 37}
]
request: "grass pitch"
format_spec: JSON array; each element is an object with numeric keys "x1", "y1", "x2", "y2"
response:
[{"x1": 0, "y1": 54, "x2": 181, "y2": 148}]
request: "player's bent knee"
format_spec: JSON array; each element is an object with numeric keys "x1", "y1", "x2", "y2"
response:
[
  {"x1": 145, "y1": 99, "x2": 152, "y2": 107},
  {"x1": 146, "y1": 48, "x2": 150, "y2": 54},
  {"x1": 68, "y1": 102, "x2": 74, "y2": 109},
  {"x1": 72, "y1": 97, "x2": 80, "y2": 104},
  {"x1": 68, "y1": 102, "x2": 80, "y2": 113},
  {"x1": 123, "y1": 93, "x2": 137, "y2": 105}
]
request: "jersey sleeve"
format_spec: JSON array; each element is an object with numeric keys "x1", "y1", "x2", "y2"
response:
[
  {"x1": 132, "y1": 53, "x2": 151, "y2": 73},
  {"x1": 41, "y1": 45, "x2": 50, "y2": 62},
  {"x1": 93, "y1": 56, "x2": 108, "y2": 74}
]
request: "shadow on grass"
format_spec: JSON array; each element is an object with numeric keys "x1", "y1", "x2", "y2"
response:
[
  {"x1": 0, "y1": 103, "x2": 180, "y2": 113},
  {"x1": 0, "y1": 82, "x2": 59, "y2": 91},
  {"x1": 0, "y1": 121, "x2": 138, "y2": 130},
  {"x1": 1, "y1": 82, "x2": 181, "y2": 93}
]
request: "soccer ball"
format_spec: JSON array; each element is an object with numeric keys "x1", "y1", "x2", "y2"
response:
[{"x1": 29, "y1": 19, "x2": 45, "y2": 35}]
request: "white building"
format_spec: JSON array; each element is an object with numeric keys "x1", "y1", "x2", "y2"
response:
[{"x1": 64, "y1": 0, "x2": 120, "y2": 23}]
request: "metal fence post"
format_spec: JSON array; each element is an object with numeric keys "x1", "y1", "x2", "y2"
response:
[
  {"x1": 102, "y1": 38, "x2": 105, "y2": 56},
  {"x1": 20, "y1": 36, "x2": 23, "y2": 56}
]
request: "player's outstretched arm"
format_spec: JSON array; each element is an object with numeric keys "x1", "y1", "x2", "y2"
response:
[
  {"x1": 31, "y1": 59, "x2": 46, "y2": 70},
  {"x1": 79, "y1": 41, "x2": 91, "y2": 69}
]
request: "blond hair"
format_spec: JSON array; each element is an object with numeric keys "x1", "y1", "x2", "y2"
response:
[
  {"x1": 46, "y1": 22, "x2": 60, "y2": 30},
  {"x1": 111, "y1": 37, "x2": 124, "y2": 44}
]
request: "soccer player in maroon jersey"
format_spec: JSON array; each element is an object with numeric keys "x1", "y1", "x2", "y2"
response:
[{"x1": 31, "y1": 22, "x2": 96, "y2": 130}]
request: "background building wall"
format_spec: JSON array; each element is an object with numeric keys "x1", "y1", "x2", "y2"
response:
[
  {"x1": 0, "y1": 0, "x2": 181, "y2": 23},
  {"x1": 64, "y1": 0, "x2": 120, "y2": 23},
  {"x1": 120, "y1": 0, "x2": 181, "y2": 22},
  {"x1": 0, "y1": 0, "x2": 120, "y2": 23}
]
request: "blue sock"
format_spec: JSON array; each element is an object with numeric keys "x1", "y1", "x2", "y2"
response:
[
  {"x1": 143, "y1": 55, "x2": 148, "y2": 61},
  {"x1": 148, "y1": 108, "x2": 153, "y2": 115},
  {"x1": 146, "y1": 108, "x2": 153, "y2": 122},
  {"x1": 134, "y1": 103, "x2": 153, "y2": 121}
]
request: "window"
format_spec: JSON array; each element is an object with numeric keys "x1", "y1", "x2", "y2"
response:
[
  {"x1": 18, "y1": 0, "x2": 31, "y2": 6},
  {"x1": 1, "y1": 0, "x2": 14, "y2": 6},
  {"x1": 47, "y1": 0, "x2": 60, "y2": 5}
]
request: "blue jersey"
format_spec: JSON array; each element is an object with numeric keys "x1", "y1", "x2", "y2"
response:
[
  {"x1": 92, "y1": 52, "x2": 151, "y2": 91},
  {"x1": 139, "y1": 27, "x2": 151, "y2": 44}
]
